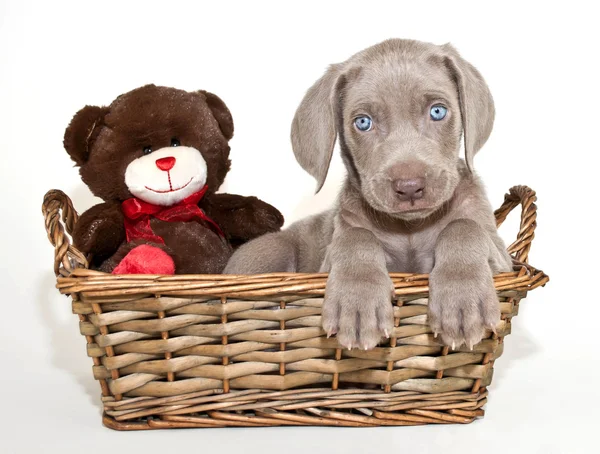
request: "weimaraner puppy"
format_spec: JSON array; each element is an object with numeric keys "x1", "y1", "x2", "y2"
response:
[{"x1": 225, "y1": 39, "x2": 513, "y2": 351}]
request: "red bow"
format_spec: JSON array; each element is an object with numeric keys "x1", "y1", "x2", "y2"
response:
[{"x1": 121, "y1": 185, "x2": 224, "y2": 244}]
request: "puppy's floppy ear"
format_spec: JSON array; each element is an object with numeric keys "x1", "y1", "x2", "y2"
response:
[
  {"x1": 199, "y1": 90, "x2": 234, "y2": 141},
  {"x1": 63, "y1": 105, "x2": 109, "y2": 166},
  {"x1": 443, "y1": 44, "x2": 495, "y2": 172},
  {"x1": 291, "y1": 64, "x2": 346, "y2": 193}
]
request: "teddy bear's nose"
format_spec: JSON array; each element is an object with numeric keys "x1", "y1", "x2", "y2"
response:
[{"x1": 155, "y1": 156, "x2": 176, "y2": 171}]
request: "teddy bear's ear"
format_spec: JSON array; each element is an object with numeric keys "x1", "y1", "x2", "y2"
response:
[
  {"x1": 63, "y1": 105, "x2": 109, "y2": 166},
  {"x1": 199, "y1": 91, "x2": 234, "y2": 141}
]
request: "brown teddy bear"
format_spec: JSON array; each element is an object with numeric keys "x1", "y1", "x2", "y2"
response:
[{"x1": 64, "y1": 84, "x2": 284, "y2": 274}]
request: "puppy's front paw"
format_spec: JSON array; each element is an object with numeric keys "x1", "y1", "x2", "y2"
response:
[
  {"x1": 429, "y1": 265, "x2": 500, "y2": 350},
  {"x1": 322, "y1": 270, "x2": 394, "y2": 350}
]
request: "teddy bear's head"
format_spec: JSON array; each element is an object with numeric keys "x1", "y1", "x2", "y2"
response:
[{"x1": 64, "y1": 85, "x2": 234, "y2": 205}]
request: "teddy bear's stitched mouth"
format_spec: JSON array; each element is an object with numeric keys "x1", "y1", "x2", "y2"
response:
[{"x1": 145, "y1": 177, "x2": 194, "y2": 194}]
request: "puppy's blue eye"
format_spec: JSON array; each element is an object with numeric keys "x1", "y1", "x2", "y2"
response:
[
  {"x1": 430, "y1": 105, "x2": 447, "y2": 121},
  {"x1": 354, "y1": 115, "x2": 373, "y2": 131}
]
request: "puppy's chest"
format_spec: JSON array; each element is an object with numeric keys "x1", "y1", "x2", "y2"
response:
[{"x1": 378, "y1": 232, "x2": 436, "y2": 274}]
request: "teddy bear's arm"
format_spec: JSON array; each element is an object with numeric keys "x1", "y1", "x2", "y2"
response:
[
  {"x1": 200, "y1": 194, "x2": 284, "y2": 243},
  {"x1": 73, "y1": 201, "x2": 126, "y2": 264}
]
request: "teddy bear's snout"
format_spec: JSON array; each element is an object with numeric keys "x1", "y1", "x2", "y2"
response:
[
  {"x1": 124, "y1": 144, "x2": 208, "y2": 205},
  {"x1": 156, "y1": 156, "x2": 176, "y2": 172}
]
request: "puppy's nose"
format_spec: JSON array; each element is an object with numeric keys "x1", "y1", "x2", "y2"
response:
[
  {"x1": 156, "y1": 156, "x2": 176, "y2": 171},
  {"x1": 393, "y1": 178, "x2": 425, "y2": 202}
]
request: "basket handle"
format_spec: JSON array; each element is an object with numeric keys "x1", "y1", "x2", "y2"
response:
[
  {"x1": 42, "y1": 186, "x2": 537, "y2": 274},
  {"x1": 42, "y1": 190, "x2": 88, "y2": 276},
  {"x1": 494, "y1": 185, "x2": 538, "y2": 264}
]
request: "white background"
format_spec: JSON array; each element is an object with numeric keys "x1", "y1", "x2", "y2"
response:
[{"x1": 1, "y1": 0, "x2": 598, "y2": 452}]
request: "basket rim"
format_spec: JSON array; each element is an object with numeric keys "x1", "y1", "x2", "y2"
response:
[{"x1": 56, "y1": 261, "x2": 548, "y2": 299}]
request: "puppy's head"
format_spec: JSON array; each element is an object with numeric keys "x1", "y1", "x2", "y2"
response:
[{"x1": 291, "y1": 39, "x2": 494, "y2": 220}]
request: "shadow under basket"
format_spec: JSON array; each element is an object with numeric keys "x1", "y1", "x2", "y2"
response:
[{"x1": 42, "y1": 185, "x2": 548, "y2": 430}]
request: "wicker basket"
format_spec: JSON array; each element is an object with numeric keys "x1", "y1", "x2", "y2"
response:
[{"x1": 42, "y1": 185, "x2": 548, "y2": 430}]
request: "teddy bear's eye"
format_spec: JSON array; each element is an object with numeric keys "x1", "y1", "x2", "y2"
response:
[
  {"x1": 143, "y1": 146, "x2": 153, "y2": 155},
  {"x1": 170, "y1": 138, "x2": 180, "y2": 147}
]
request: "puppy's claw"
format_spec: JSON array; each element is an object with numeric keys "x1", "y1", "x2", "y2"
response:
[
  {"x1": 384, "y1": 329, "x2": 390, "y2": 339},
  {"x1": 433, "y1": 332, "x2": 438, "y2": 339},
  {"x1": 451, "y1": 342, "x2": 456, "y2": 351}
]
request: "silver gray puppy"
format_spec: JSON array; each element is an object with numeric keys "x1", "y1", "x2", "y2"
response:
[{"x1": 225, "y1": 39, "x2": 513, "y2": 351}]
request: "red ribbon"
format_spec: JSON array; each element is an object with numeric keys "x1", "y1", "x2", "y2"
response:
[{"x1": 121, "y1": 185, "x2": 224, "y2": 244}]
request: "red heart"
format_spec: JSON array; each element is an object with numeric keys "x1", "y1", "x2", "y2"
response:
[{"x1": 112, "y1": 244, "x2": 175, "y2": 275}]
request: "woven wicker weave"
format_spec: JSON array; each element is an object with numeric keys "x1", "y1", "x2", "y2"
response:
[{"x1": 42, "y1": 185, "x2": 548, "y2": 430}]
